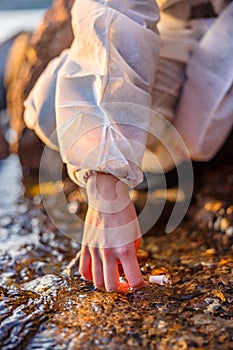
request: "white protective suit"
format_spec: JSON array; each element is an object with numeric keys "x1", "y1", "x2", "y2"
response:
[{"x1": 24, "y1": 0, "x2": 233, "y2": 188}]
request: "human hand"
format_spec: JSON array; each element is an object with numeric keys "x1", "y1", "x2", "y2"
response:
[{"x1": 79, "y1": 173, "x2": 146, "y2": 292}]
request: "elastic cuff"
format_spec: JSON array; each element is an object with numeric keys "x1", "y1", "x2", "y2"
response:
[
  {"x1": 66, "y1": 163, "x2": 135, "y2": 189},
  {"x1": 83, "y1": 169, "x2": 98, "y2": 183}
]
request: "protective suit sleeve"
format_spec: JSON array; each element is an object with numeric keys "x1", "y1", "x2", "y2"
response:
[{"x1": 55, "y1": 0, "x2": 161, "y2": 188}]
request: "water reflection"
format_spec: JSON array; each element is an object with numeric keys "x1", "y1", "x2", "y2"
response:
[
  {"x1": 0, "y1": 155, "x2": 40, "y2": 254},
  {"x1": 0, "y1": 154, "x2": 24, "y2": 212}
]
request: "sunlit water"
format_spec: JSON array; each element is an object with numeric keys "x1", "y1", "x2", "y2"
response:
[
  {"x1": 0, "y1": 155, "x2": 40, "y2": 253},
  {"x1": 0, "y1": 154, "x2": 24, "y2": 211},
  {"x1": 0, "y1": 155, "x2": 83, "y2": 253}
]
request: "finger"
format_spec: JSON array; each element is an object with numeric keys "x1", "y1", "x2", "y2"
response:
[
  {"x1": 118, "y1": 244, "x2": 145, "y2": 289},
  {"x1": 79, "y1": 245, "x2": 93, "y2": 282},
  {"x1": 101, "y1": 249, "x2": 119, "y2": 292},
  {"x1": 90, "y1": 247, "x2": 105, "y2": 290}
]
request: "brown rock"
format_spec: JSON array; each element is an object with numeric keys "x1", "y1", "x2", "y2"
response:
[{"x1": 6, "y1": 0, "x2": 74, "y2": 153}]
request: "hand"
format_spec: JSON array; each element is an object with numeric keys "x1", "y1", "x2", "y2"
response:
[{"x1": 79, "y1": 173, "x2": 146, "y2": 292}]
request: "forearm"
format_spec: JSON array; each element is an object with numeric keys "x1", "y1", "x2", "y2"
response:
[{"x1": 86, "y1": 172, "x2": 131, "y2": 215}]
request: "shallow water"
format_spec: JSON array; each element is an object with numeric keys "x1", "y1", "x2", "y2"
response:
[
  {"x1": 0, "y1": 155, "x2": 40, "y2": 256},
  {"x1": 0, "y1": 154, "x2": 24, "y2": 211}
]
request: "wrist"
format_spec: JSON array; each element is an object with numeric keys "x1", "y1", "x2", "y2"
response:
[{"x1": 86, "y1": 173, "x2": 130, "y2": 211}]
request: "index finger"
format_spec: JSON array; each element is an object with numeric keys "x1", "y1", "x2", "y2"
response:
[{"x1": 117, "y1": 244, "x2": 145, "y2": 289}]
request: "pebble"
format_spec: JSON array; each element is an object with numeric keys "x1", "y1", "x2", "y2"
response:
[
  {"x1": 225, "y1": 226, "x2": 233, "y2": 236},
  {"x1": 204, "y1": 298, "x2": 221, "y2": 314},
  {"x1": 127, "y1": 338, "x2": 138, "y2": 347},
  {"x1": 0, "y1": 216, "x2": 12, "y2": 227},
  {"x1": 148, "y1": 327, "x2": 157, "y2": 336},
  {"x1": 203, "y1": 248, "x2": 216, "y2": 256},
  {"x1": 219, "y1": 218, "x2": 230, "y2": 232}
]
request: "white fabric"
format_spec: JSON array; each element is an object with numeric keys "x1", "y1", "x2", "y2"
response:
[
  {"x1": 57, "y1": 0, "x2": 160, "y2": 188},
  {"x1": 175, "y1": 2, "x2": 233, "y2": 160},
  {"x1": 151, "y1": 0, "x2": 213, "y2": 122},
  {"x1": 210, "y1": 0, "x2": 229, "y2": 14},
  {"x1": 24, "y1": 0, "x2": 161, "y2": 188},
  {"x1": 23, "y1": 0, "x2": 233, "y2": 188},
  {"x1": 24, "y1": 51, "x2": 68, "y2": 151}
]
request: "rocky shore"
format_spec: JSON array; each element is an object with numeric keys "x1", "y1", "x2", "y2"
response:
[{"x1": 0, "y1": 153, "x2": 232, "y2": 350}]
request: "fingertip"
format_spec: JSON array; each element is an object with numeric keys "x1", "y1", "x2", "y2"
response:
[
  {"x1": 105, "y1": 283, "x2": 120, "y2": 293},
  {"x1": 79, "y1": 248, "x2": 93, "y2": 282},
  {"x1": 129, "y1": 277, "x2": 146, "y2": 290},
  {"x1": 79, "y1": 271, "x2": 93, "y2": 283},
  {"x1": 144, "y1": 280, "x2": 149, "y2": 287},
  {"x1": 117, "y1": 280, "x2": 148, "y2": 293},
  {"x1": 94, "y1": 284, "x2": 105, "y2": 291},
  {"x1": 81, "y1": 278, "x2": 93, "y2": 285}
]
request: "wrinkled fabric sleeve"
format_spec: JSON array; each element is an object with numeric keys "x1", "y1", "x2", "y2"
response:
[
  {"x1": 55, "y1": 0, "x2": 161, "y2": 188},
  {"x1": 174, "y1": 2, "x2": 233, "y2": 160}
]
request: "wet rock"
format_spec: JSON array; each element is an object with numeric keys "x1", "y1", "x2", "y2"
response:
[
  {"x1": 219, "y1": 217, "x2": 231, "y2": 232},
  {"x1": 0, "y1": 156, "x2": 233, "y2": 349},
  {"x1": 189, "y1": 192, "x2": 233, "y2": 235},
  {"x1": 22, "y1": 274, "x2": 62, "y2": 294},
  {"x1": 0, "y1": 34, "x2": 18, "y2": 111},
  {"x1": 0, "y1": 110, "x2": 9, "y2": 159}
]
